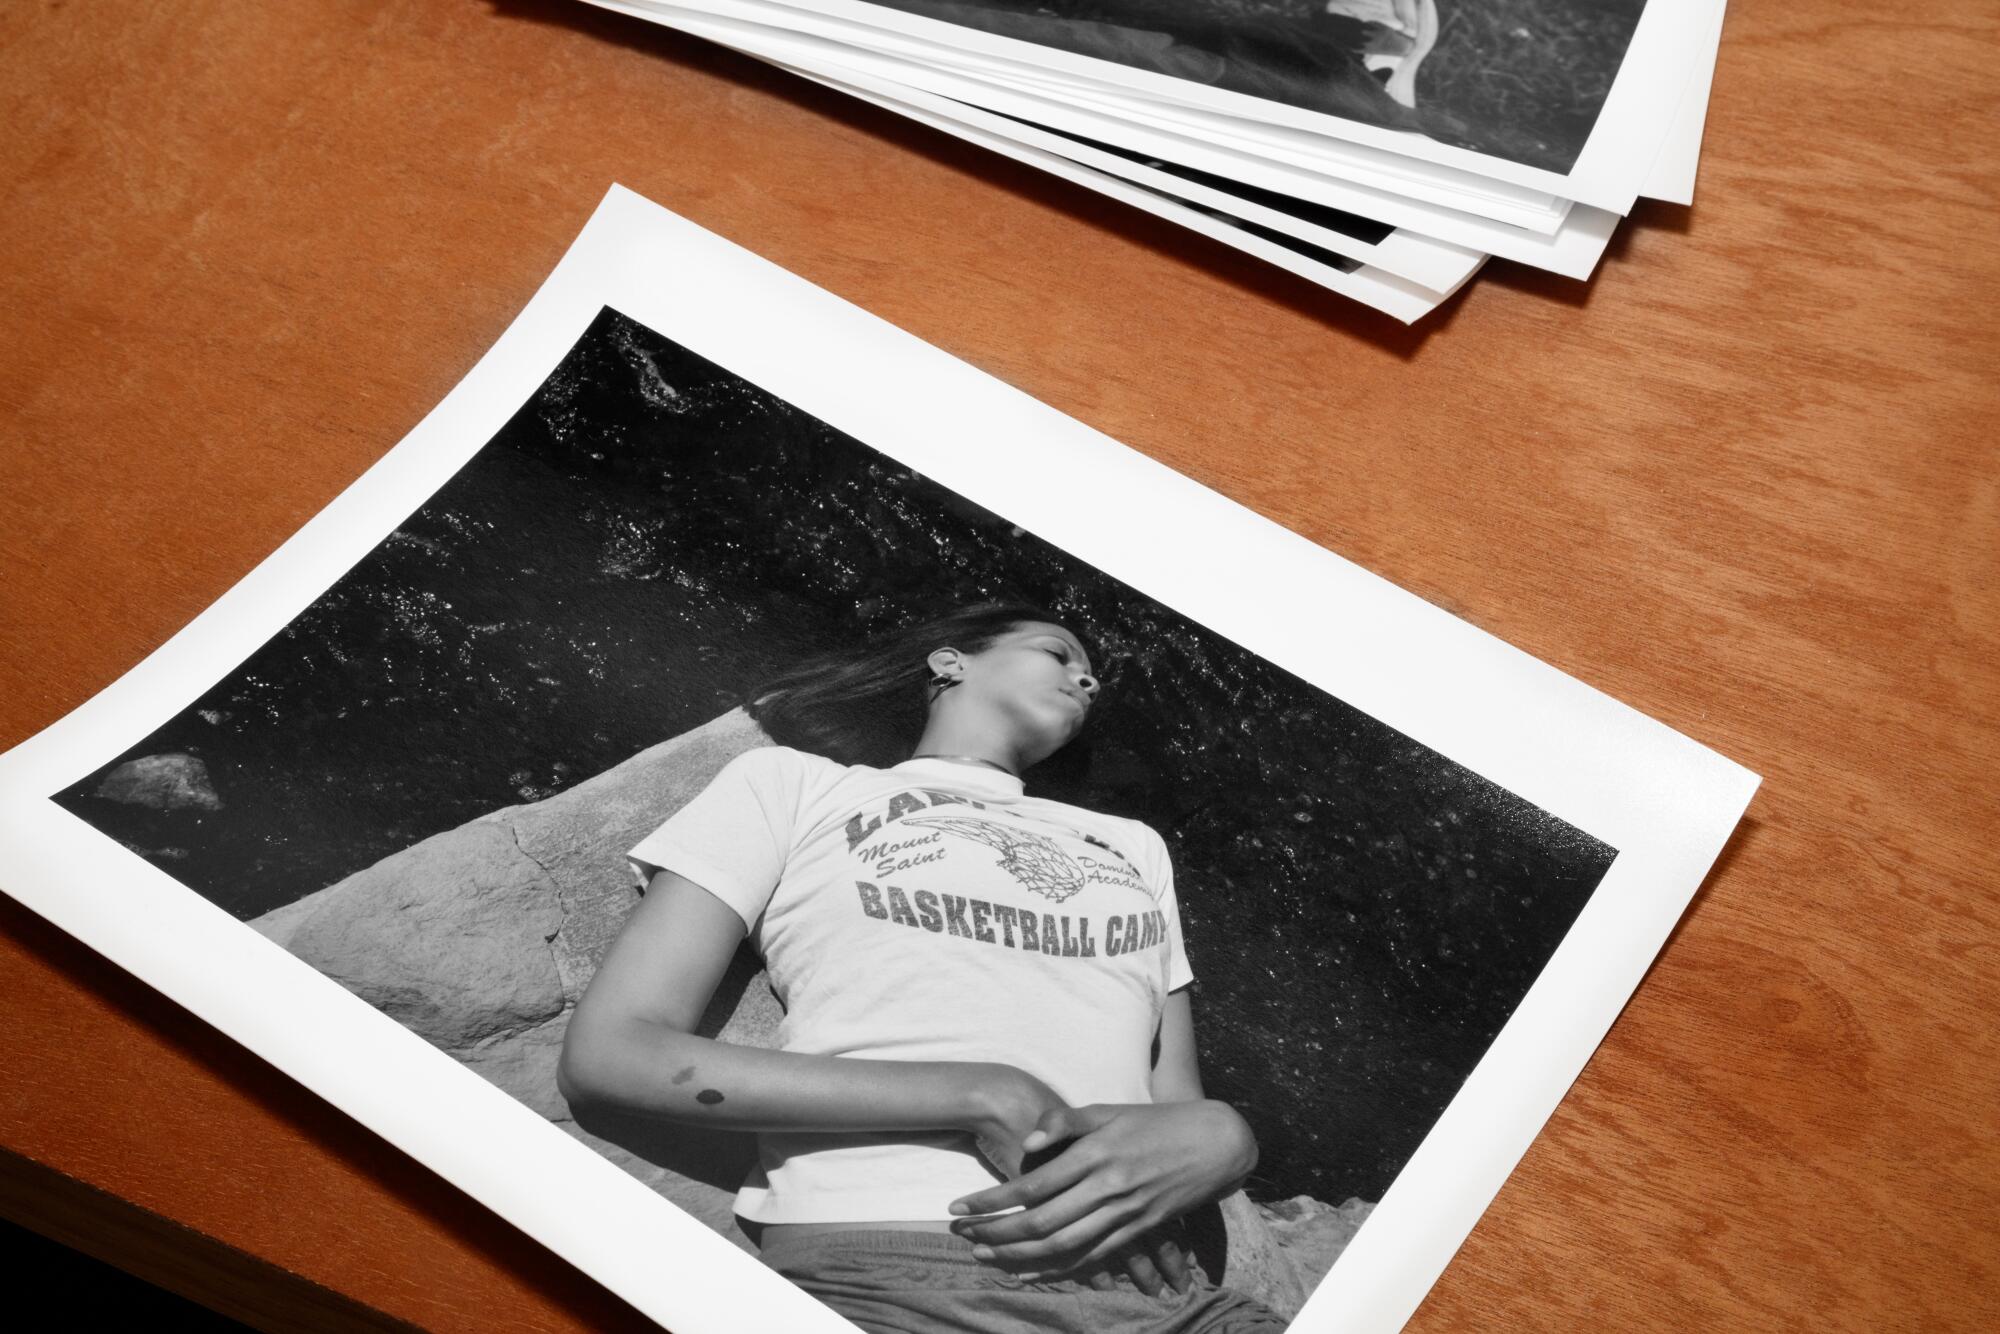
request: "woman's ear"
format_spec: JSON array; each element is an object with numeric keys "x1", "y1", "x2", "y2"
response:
[{"x1": 926, "y1": 647, "x2": 964, "y2": 682}]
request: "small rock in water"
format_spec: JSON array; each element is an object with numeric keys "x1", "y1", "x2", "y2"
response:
[{"x1": 95, "y1": 753, "x2": 223, "y2": 812}]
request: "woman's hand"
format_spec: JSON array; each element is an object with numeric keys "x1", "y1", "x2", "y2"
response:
[
  {"x1": 947, "y1": 1100, "x2": 1257, "y2": 1280},
  {"x1": 958, "y1": 1072, "x2": 1195, "y2": 1296},
  {"x1": 961, "y1": 1063, "x2": 1070, "y2": 1180}
]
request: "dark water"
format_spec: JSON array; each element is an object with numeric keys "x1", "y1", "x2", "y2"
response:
[{"x1": 58, "y1": 308, "x2": 1614, "y2": 1204}]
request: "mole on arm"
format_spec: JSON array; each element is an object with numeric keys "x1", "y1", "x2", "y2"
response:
[
  {"x1": 670, "y1": 1065, "x2": 696, "y2": 1085},
  {"x1": 696, "y1": 1089, "x2": 725, "y2": 1106}
]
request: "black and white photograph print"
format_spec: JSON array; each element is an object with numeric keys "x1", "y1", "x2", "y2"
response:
[
  {"x1": 848, "y1": 0, "x2": 1653, "y2": 175},
  {"x1": 52, "y1": 304, "x2": 1617, "y2": 1331}
]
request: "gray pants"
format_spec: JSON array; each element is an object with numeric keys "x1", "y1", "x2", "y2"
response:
[{"x1": 760, "y1": 1229, "x2": 1290, "y2": 1334}]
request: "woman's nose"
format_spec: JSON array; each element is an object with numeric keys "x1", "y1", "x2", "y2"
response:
[{"x1": 1076, "y1": 672, "x2": 1098, "y2": 696}]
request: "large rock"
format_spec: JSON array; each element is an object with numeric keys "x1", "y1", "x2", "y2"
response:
[
  {"x1": 1261, "y1": 1195, "x2": 1375, "y2": 1295},
  {"x1": 284, "y1": 821, "x2": 565, "y2": 1050},
  {"x1": 1216, "y1": 1190, "x2": 1310, "y2": 1317},
  {"x1": 95, "y1": 752, "x2": 222, "y2": 811},
  {"x1": 250, "y1": 709, "x2": 1358, "y2": 1297},
  {"x1": 254, "y1": 709, "x2": 775, "y2": 1245},
  {"x1": 256, "y1": 708, "x2": 771, "y2": 1003}
]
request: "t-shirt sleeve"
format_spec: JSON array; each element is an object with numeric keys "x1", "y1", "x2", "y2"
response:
[
  {"x1": 626, "y1": 747, "x2": 806, "y2": 933},
  {"x1": 1144, "y1": 827, "x2": 1196, "y2": 993}
]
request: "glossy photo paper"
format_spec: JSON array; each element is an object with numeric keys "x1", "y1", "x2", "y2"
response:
[{"x1": 0, "y1": 187, "x2": 1756, "y2": 1333}]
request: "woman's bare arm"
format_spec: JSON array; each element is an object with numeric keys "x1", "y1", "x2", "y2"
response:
[
  {"x1": 1149, "y1": 988, "x2": 1207, "y2": 1103},
  {"x1": 557, "y1": 869, "x2": 1059, "y2": 1162}
]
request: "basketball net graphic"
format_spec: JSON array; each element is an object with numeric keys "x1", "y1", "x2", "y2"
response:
[{"x1": 901, "y1": 815, "x2": 1088, "y2": 904}]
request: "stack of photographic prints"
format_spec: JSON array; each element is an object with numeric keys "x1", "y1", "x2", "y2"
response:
[
  {"x1": 0, "y1": 188, "x2": 1756, "y2": 1333},
  {"x1": 578, "y1": 0, "x2": 1726, "y2": 321}
]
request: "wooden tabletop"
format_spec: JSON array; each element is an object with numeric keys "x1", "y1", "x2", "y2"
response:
[{"x1": 3, "y1": 1, "x2": 1995, "y2": 1329}]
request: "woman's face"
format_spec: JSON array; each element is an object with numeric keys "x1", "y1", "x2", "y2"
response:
[{"x1": 942, "y1": 621, "x2": 1099, "y2": 757}]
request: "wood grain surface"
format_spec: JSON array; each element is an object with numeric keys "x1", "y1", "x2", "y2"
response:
[{"x1": 2, "y1": 0, "x2": 1995, "y2": 1329}]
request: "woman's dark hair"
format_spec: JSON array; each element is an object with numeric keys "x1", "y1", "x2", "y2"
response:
[{"x1": 746, "y1": 602, "x2": 1085, "y2": 768}]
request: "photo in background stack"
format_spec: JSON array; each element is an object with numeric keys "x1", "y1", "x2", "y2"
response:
[
  {"x1": 0, "y1": 189, "x2": 1757, "y2": 1333},
  {"x1": 784, "y1": 0, "x2": 1647, "y2": 175},
  {"x1": 813, "y1": 0, "x2": 1723, "y2": 206},
  {"x1": 582, "y1": 0, "x2": 1726, "y2": 314},
  {"x1": 607, "y1": 0, "x2": 1717, "y2": 206}
]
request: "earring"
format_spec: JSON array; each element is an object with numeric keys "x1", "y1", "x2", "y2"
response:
[{"x1": 928, "y1": 671, "x2": 957, "y2": 699}]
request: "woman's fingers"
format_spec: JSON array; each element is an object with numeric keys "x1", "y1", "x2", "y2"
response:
[
  {"x1": 970, "y1": 1215, "x2": 1190, "y2": 1297},
  {"x1": 1152, "y1": 1234, "x2": 1192, "y2": 1294},
  {"x1": 1120, "y1": 1244, "x2": 1165, "y2": 1296},
  {"x1": 970, "y1": 1129, "x2": 1024, "y2": 1181},
  {"x1": 1019, "y1": 1214, "x2": 1177, "y2": 1281},
  {"x1": 949, "y1": 1143, "x2": 1094, "y2": 1217},
  {"x1": 970, "y1": 1204, "x2": 1144, "y2": 1268},
  {"x1": 952, "y1": 1177, "x2": 1112, "y2": 1245}
]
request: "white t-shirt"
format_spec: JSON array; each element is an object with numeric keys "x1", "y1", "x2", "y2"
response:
[{"x1": 627, "y1": 748, "x2": 1194, "y2": 1223}]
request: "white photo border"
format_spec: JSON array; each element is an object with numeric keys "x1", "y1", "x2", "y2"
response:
[{"x1": 0, "y1": 185, "x2": 1757, "y2": 1333}]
